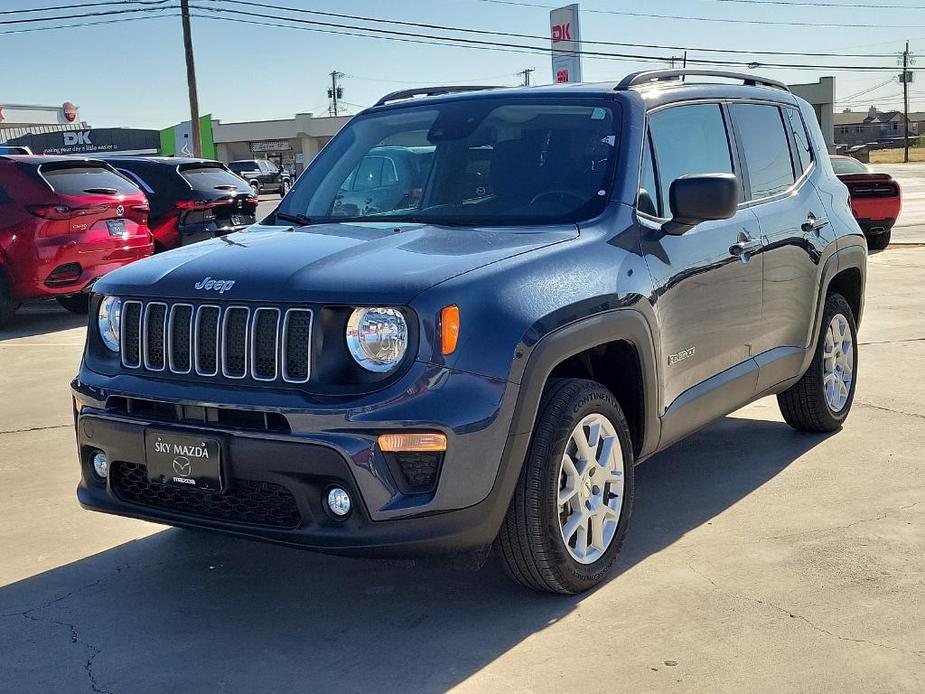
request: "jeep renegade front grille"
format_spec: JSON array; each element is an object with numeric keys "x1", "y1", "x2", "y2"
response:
[{"x1": 121, "y1": 301, "x2": 312, "y2": 384}]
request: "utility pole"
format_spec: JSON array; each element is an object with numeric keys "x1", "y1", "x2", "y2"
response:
[
  {"x1": 903, "y1": 40, "x2": 911, "y2": 163},
  {"x1": 519, "y1": 68, "x2": 535, "y2": 86},
  {"x1": 180, "y1": 0, "x2": 201, "y2": 157},
  {"x1": 328, "y1": 71, "x2": 345, "y2": 117}
]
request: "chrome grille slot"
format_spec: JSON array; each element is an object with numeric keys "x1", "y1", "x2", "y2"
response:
[
  {"x1": 168, "y1": 304, "x2": 193, "y2": 374},
  {"x1": 195, "y1": 305, "x2": 221, "y2": 376},
  {"x1": 282, "y1": 309, "x2": 312, "y2": 383},
  {"x1": 251, "y1": 308, "x2": 280, "y2": 381},
  {"x1": 222, "y1": 306, "x2": 250, "y2": 379},
  {"x1": 119, "y1": 301, "x2": 311, "y2": 385},
  {"x1": 121, "y1": 300, "x2": 143, "y2": 368},
  {"x1": 143, "y1": 302, "x2": 167, "y2": 371}
]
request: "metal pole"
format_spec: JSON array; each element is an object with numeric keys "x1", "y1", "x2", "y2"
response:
[
  {"x1": 180, "y1": 0, "x2": 201, "y2": 157},
  {"x1": 904, "y1": 41, "x2": 910, "y2": 164},
  {"x1": 330, "y1": 71, "x2": 339, "y2": 117}
]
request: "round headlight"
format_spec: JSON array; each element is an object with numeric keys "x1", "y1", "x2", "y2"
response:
[
  {"x1": 346, "y1": 307, "x2": 408, "y2": 372},
  {"x1": 97, "y1": 296, "x2": 122, "y2": 353}
]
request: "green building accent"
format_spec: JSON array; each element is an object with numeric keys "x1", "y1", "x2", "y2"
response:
[{"x1": 159, "y1": 113, "x2": 215, "y2": 159}]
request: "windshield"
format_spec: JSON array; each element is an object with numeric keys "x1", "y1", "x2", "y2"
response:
[
  {"x1": 831, "y1": 157, "x2": 868, "y2": 175},
  {"x1": 180, "y1": 164, "x2": 249, "y2": 191},
  {"x1": 278, "y1": 96, "x2": 621, "y2": 226}
]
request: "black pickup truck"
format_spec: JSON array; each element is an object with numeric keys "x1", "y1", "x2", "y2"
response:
[
  {"x1": 72, "y1": 71, "x2": 866, "y2": 593},
  {"x1": 228, "y1": 159, "x2": 292, "y2": 197}
]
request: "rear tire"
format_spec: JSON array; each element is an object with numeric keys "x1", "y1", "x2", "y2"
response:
[
  {"x1": 0, "y1": 272, "x2": 17, "y2": 329},
  {"x1": 867, "y1": 228, "x2": 891, "y2": 251},
  {"x1": 778, "y1": 292, "x2": 858, "y2": 432},
  {"x1": 495, "y1": 378, "x2": 635, "y2": 594},
  {"x1": 56, "y1": 294, "x2": 90, "y2": 314},
  {"x1": 249, "y1": 182, "x2": 260, "y2": 196},
  {"x1": 279, "y1": 180, "x2": 290, "y2": 198}
]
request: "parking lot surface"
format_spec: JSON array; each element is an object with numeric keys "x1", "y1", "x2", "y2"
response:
[{"x1": 1, "y1": 239, "x2": 924, "y2": 691}]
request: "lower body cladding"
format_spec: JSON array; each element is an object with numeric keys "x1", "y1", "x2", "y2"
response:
[{"x1": 71, "y1": 362, "x2": 528, "y2": 557}]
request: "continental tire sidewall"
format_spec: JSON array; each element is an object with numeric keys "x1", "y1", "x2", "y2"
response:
[{"x1": 535, "y1": 381, "x2": 635, "y2": 591}]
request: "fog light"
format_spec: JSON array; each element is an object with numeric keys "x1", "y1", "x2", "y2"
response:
[
  {"x1": 91, "y1": 451, "x2": 109, "y2": 478},
  {"x1": 326, "y1": 487, "x2": 351, "y2": 517}
]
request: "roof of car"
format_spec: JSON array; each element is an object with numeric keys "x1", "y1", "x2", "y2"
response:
[
  {"x1": 0, "y1": 154, "x2": 108, "y2": 166},
  {"x1": 366, "y1": 71, "x2": 800, "y2": 112},
  {"x1": 103, "y1": 156, "x2": 220, "y2": 165}
]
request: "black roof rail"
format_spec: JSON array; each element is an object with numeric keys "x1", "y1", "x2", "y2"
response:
[
  {"x1": 374, "y1": 85, "x2": 503, "y2": 107},
  {"x1": 616, "y1": 69, "x2": 790, "y2": 93}
]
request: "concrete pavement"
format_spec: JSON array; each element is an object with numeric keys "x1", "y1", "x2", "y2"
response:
[{"x1": 0, "y1": 248, "x2": 923, "y2": 693}]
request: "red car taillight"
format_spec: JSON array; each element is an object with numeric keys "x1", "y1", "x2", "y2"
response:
[{"x1": 26, "y1": 204, "x2": 106, "y2": 220}]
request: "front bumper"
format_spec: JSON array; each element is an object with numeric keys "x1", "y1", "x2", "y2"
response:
[{"x1": 72, "y1": 362, "x2": 528, "y2": 557}]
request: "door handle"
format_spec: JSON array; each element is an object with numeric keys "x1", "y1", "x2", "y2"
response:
[
  {"x1": 729, "y1": 231, "x2": 762, "y2": 261},
  {"x1": 802, "y1": 213, "x2": 830, "y2": 233}
]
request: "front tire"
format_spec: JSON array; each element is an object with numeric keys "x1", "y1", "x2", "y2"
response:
[
  {"x1": 867, "y1": 228, "x2": 891, "y2": 251},
  {"x1": 778, "y1": 292, "x2": 858, "y2": 432},
  {"x1": 495, "y1": 379, "x2": 635, "y2": 594},
  {"x1": 279, "y1": 180, "x2": 290, "y2": 198},
  {"x1": 56, "y1": 294, "x2": 89, "y2": 314},
  {"x1": 249, "y1": 181, "x2": 260, "y2": 196}
]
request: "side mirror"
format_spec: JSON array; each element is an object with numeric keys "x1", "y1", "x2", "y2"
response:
[{"x1": 662, "y1": 174, "x2": 738, "y2": 235}]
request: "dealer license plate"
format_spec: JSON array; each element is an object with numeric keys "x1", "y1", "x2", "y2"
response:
[
  {"x1": 106, "y1": 219, "x2": 126, "y2": 237},
  {"x1": 144, "y1": 430, "x2": 223, "y2": 492}
]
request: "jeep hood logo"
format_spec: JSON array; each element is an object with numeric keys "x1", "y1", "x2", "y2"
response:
[{"x1": 194, "y1": 277, "x2": 235, "y2": 293}]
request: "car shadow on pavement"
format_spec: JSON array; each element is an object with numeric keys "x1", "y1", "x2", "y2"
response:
[
  {"x1": 0, "y1": 415, "x2": 830, "y2": 693},
  {"x1": 0, "y1": 303, "x2": 86, "y2": 341}
]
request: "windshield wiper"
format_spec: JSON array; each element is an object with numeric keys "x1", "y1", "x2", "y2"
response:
[{"x1": 275, "y1": 212, "x2": 313, "y2": 226}]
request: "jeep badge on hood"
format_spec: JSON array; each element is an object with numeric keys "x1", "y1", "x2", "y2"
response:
[{"x1": 194, "y1": 277, "x2": 235, "y2": 293}]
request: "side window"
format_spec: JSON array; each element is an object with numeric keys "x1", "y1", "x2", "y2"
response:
[
  {"x1": 637, "y1": 134, "x2": 659, "y2": 217},
  {"x1": 784, "y1": 108, "x2": 813, "y2": 175},
  {"x1": 649, "y1": 104, "x2": 734, "y2": 213},
  {"x1": 731, "y1": 104, "x2": 796, "y2": 200},
  {"x1": 380, "y1": 158, "x2": 398, "y2": 186},
  {"x1": 353, "y1": 156, "x2": 384, "y2": 191}
]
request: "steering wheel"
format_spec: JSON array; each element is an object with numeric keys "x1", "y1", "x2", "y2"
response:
[{"x1": 529, "y1": 189, "x2": 588, "y2": 207}]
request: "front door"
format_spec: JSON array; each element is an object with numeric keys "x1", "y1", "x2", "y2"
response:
[{"x1": 639, "y1": 102, "x2": 764, "y2": 438}]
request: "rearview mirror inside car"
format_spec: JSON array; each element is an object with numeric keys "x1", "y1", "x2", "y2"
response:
[{"x1": 662, "y1": 174, "x2": 738, "y2": 235}]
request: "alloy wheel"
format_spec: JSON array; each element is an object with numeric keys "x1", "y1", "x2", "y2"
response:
[
  {"x1": 823, "y1": 312, "x2": 854, "y2": 412},
  {"x1": 557, "y1": 413, "x2": 625, "y2": 564}
]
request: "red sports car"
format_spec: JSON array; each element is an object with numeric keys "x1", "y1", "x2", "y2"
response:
[
  {"x1": 831, "y1": 155, "x2": 901, "y2": 250},
  {"x1": 0, "y1": 155, "x2": 153, "y2": 327}
]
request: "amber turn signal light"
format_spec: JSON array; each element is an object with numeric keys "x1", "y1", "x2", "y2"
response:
[
  {"x1": 378, "y1": 432, "x2": 448, "y2": 453},
  {"x1": 440, "y1": 305, "x2": 460, "y2": 355}
]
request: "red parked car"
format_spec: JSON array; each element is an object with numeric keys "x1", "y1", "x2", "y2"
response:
[
  {"x1": 831, "y1": 155, "x2": 901, "y2": 250},
  {"x1": 0, "y1": 156, "x2": 153, "y2": 327}
]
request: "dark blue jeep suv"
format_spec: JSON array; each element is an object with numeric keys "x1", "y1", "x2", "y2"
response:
[{"x1": 72, "y1": 70, "x2": 866, "y2": 593}]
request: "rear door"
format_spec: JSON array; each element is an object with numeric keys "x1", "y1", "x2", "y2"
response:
[
  {"x1": 640, "y1": 102, "x2": 763, "y2": 441},
  {"x1": 728, "y1": 102, "x2": 834, "y2": 389}
]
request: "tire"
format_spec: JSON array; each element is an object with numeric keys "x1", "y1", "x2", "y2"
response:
[
  {"x1": 495, "y1": 378, "x2": 635, "y2": 594},
  {"x1": 778, "y1": 292, "x2": 858, "y2": 432},
  {"x1": 249, "y1": 182, "x2": 260, "y2": 196},
  {"x1": 867, "y1": 228, "x2": 891, "y2": 251},
  {"x1": 0, "y1": 272, "x2": 17, "y2": 329},
  {"x1": 279, "y1": 180, "x2": 290, "y2": 198},
  {"x1": 56, "y1": 294, "x2": 90, "y2": 314}
]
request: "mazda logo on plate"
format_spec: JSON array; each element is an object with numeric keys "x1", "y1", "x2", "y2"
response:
[{"x1": 172, "y1": 456, "x2": 192, "y2": 477}]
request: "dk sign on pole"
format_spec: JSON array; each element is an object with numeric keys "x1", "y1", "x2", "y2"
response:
[{"x1": 550, "y1": 3, "x2": 582, "y2": 83}]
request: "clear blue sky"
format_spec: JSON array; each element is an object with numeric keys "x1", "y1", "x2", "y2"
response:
[{"x1": 2, "y1": 0, "x2": 925, "y2": 129}]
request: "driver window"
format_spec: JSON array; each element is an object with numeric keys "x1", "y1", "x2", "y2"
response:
[{"x1": 649, "y1": 104, "x2": 734, "y2": 213}]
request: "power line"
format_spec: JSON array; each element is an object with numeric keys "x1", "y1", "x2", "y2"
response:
[
  {"x1": 0, "y1": 10, "x2": 175, "y2": 34},
  {"x1": 189, "y1": 4, "x2": 919, "y2": 71},
  {"x1": 474, "y1": 0, "x2": 925, "y2": 30},
  {"x1": 0, "y1": 3, "x2": 170, "y2": 26},
  {"x1": 0, "y1": 0, "x2": 166, "y2": 15},
  {"x1": 198, "y1": 0, "x2": 901, "y2": 58}
]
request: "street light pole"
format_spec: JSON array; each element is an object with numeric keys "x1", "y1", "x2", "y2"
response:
[
  {"x1": 904, "y1": 40, "x2": 910, "y2": 164},
  {"x1": 180, "y1": 0, "x2": 201, "y2": 157}
]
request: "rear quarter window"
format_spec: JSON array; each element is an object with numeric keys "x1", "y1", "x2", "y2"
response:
[{"x1": 40, "y1": 165, "x2": 140, "y2": 195}]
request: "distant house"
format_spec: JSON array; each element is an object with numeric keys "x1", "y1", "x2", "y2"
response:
[{"x1": 835, "y1": 106, "x2": 925, "y2": 146}]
